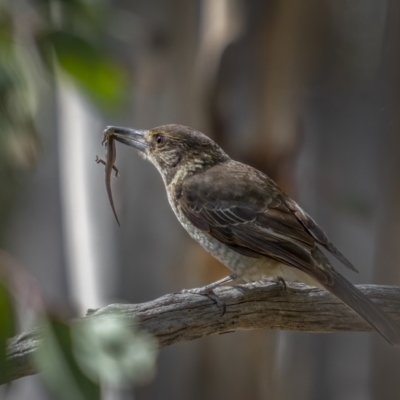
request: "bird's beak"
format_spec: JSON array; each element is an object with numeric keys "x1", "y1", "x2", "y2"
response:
[{"x1": 107, "y1": 126, "x2": 149, "y2": 153}]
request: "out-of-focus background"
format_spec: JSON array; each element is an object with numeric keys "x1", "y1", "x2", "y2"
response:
[{"x1": 2, "y1": 0, "x2": 400, "y2": 399}]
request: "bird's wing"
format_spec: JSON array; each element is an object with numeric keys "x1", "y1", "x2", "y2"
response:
[
  {"x1": 177, "y1": 162, "x2": 335, "y2": 284},
  {"x1": 178, "y1": 161, "x2": 357, "y2": 275},
  {"x1": 284, "y1": 198, "x2": 358, "y2": 272}
]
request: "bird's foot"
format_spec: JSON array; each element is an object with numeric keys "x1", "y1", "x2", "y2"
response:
[
  {"x1": 275, "y1": 277, "x2": 287, "y2": 290},
  {"x1": 179, "y1": 274, "x2": 237, "y2": 316},
  {"x1": 180, "y1": 287, "x2": 226, "y2": 316},
  {"x1": 250, "y1": 277, "x2": 286, "y2": 290}
]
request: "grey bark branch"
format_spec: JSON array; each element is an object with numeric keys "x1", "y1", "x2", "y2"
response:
[{"x1": 3, "y1": 282, "x2": 400, "y2": 385}]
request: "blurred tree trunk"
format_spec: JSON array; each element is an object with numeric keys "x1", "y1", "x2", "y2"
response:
[
  {"x1": 371, "y1": 0, "x2": 400, "y2": 398},
  {"x1": 205, "y1": 1, "x2": 327, "y2": 399},
  {"x1": 265, "y1": 1, "x2": 389, "y2": 400}
]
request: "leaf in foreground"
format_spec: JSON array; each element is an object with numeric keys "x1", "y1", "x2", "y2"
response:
[
  {"x1": 0, "y1": 281, "x2": 16, "y2": 380},
  {"x1": 34, "y1": 315, "x2": 100, "y2": 400},
  {"x1": 72, "y1": 314, "x2": 158, "y2": 387}
]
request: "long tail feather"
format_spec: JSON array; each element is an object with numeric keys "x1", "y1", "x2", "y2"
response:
[
  {"x1": 324, "y1": 269, "x2": 400, "y2": 345},
  {"x1": 312, "y1": 249, "x2": 400, "y2": 345}
]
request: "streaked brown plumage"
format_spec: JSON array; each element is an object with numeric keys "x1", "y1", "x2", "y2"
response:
[{"x1": 110, "y1": 124, "x2": 400, "y2": 345}]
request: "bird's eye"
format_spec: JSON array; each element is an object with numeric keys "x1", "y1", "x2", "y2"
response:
[{"x1": 155, "y1": 135, "x2": 165, "y2": 145}]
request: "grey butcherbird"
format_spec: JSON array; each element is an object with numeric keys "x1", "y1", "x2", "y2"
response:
[{"x1": 109, "y1": 124, "x2": 400, "y2": 345}]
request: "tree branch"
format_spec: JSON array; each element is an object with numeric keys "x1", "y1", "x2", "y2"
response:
[{"x1": 3, "y1": 282, "x2": 400, "y2": 385}]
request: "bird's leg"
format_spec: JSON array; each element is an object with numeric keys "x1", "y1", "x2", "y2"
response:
[
  {"x1": 184, "y1": 274, "x2": 238, "y2": 293},
  {"x1": 180, "y1": 274, "x2": 237, "y2": 316}
]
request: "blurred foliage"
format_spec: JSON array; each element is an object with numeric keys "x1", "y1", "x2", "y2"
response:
[
  {"x1": 0, "y1": 0, "x2": 128, "y2": 241},
  {"x1": 35, "y1": 315, "x2": 101, "y2": 400},
  {"x1": 38, "y1": 30, "x2": 126, "y2": 108},
  {"x1": 0, "y1": 6, "x2": 40, "y2": 240},
  {"x1": 0, "y1": 281, "x2": 16, "y2": 382},
  {"x1": 34, "y1": 313, "x2": 158, "y2": 399},
  {"x1": 0, "y1": 254, "x2": 158, "y2": 399},
  {"x1": 0, "y1": 2, "x2": 151, "y2": 397},
  {"x1": 72, "y1": 314, "x2": 157, "y2": 387}
]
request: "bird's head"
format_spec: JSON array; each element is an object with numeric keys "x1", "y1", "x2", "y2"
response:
[{"x1": 111, "y1": 124, "x2": 229, "y2": 184}]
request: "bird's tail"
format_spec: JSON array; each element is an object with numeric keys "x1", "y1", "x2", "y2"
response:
[{"x1": 312, "y1": 249, "x2": 400, "y2": 345}]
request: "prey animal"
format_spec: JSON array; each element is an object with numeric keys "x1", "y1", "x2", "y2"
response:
[
  {"x1": 96, "y1": 127, "x2": 120, "y2": 226},
  {"x1": 109, "y1": 124, "x2": 400, "y2": 345}
]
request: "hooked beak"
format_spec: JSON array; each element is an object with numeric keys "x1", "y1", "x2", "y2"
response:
[{"x1": 107, "y1": 126, "x2": 149, "y2": 152}]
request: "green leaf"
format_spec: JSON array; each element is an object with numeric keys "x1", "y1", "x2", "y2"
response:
[
  {"x1": 72, "y1": 314, "x2": 157, "y2": 387},
  {"x1": 0, "y1": 281, "x2": 16, "y2": 381},
  {"x1": 0, "y1": 7, "x2": 13, "y2": 52},
  {"x1": 35, "y1": 315, "x2": 100, "y2": 400},
  {"x1": 38, "y1": 30, "x2": 126, "y2": 110}
]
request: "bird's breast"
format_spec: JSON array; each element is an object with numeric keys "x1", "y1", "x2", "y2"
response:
[{"x1": 166, "y1": 187, "x2": 248, "y2": 272}]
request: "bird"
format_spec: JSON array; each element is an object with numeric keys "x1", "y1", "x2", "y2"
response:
[{"x1": 109, "y1": 123, "x2": 400, "y2": 345}]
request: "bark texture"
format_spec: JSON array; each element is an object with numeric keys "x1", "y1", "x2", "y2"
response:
[{"x1": 2, "y1": 282, "x2": 400, "y2": 385}]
